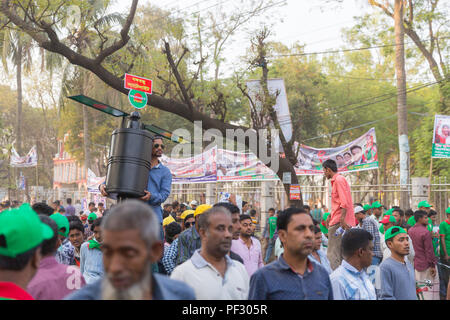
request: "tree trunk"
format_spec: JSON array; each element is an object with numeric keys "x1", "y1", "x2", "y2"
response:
[
  {"x1": 16, "y1": 40, "x2": 23, "y2": 154},
  {"x1": 394, "y1": 0, "x2": 410, "y2": 209}
]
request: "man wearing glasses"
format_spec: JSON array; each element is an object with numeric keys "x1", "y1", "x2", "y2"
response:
[{"x1": 100, "y1": 135, "x2": 172, "y2": 241}]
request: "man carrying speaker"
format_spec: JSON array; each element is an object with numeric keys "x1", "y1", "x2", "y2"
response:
[{"x1": 100, "y1": 135, "x2": 172, "y2": 241}]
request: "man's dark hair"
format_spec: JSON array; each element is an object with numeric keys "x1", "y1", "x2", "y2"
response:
[
  {"x1": 314, "y1": 225, "x2": 321, "y2": 234},
  {"x1": 268, "y1": 208, "x2": 275, "y2": 212},
  {"x1": 152, "y1": 135, "x2": 164, "y2": 142},
  {"x1": 91, "y1": 217, "x2": 103, "y2": 231},
  {"x1": 427, "y1": 209, "x2": 437, "y2": 217},
  {"x1": 414, "y1": 210, "x2": 427, "y2": 222},
  {"x1": 53, "y1": 200, "x2": 60, "y2": 206},
  {"x1": 239, "y1": 214, "x2": 252, "y2": 222},
  {"x1": 242, "y1": 201, "x2": 248, "y2": 207},
  {"x1": 67, "y1": 215, "x2": 81, "y2": 224},
  {"x1": 69, "y1": 221, "x2": 85, "y2": 234},
  {"x1": 58, "y1": 207, "x2": 65, "y2": 213},
  {"x1": 312, "y1": 218, "x2": 319, "y2": 226},
  {"x1": 341, "y1": 229, "x2": 373, "y2": 258},
  {"x1": 184, "y1": 214, "x2": 194, "y2": 223},
  {"x1": 405, "y1": 209, "x2": 414, "y2": 217},
  {"x1": 322, "y1": 159, "x2": 338, "y2": 173},
  {"x1": 32, "y1": 202, "x2": 54, "y2": 216},
  {"x1": 66, "y1": 198, "x2": 72, "y2": 205},
  {"x1": 214, "y1": 202, "x2": 240, "y2": 214},
  {"x1": 88, "y1": 202, "x2": 95, "y2": 207},
  {"x1": 350, "y1": 145, "x2": 362, "y2": 152},
  {"x1": 249, "y1": 209, "x2": 257, "y2": 217},
  {"x1": 172, "y1": 201, "x2": 179, "y2": 208},
  {"x1": 165, "y1": 222, "x2": 182, "y2": 244},
  {"x1": 303, "y1": 205, "x2": 310, "y2": 210},
  {"x1": 0, "y1": 246, "x2": 40, "y2": 271},
  {"x1": 39, "y1": 215, "x2": 59, "y2": 256},
  {"x1": 393, "y1": 208, "x2": 404, "y2": 217},
  {"x1": 277, "y1": 207, "x2": 309, "y2": 231},
  {"x1": 163, "y1": 203, "x2": 172, "y2": 209}
]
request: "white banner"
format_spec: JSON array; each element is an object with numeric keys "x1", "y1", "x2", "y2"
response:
[
  {"x1": 246, "y1": 78, "x2": 293, "y2": 146},
  {"x1": 87, "y1": 168, "x2": 106, "y2": 194},
  {"x1": 10, "y1": 146, "x2": 37, "y2": 167}
]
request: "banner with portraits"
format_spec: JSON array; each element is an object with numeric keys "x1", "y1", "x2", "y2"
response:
[
  {"x1": 432, "y1": 114, "x2": 450, "y2": 159},
  {"x1": 87, "y1": 168, "x2": 106, "y2": 194},
  {"x1": 10, "y1": 146, "x2": 37, "y2": 167},
  {"x1": 160, "y1": 147, "x2": 218, "y2": 183},
  {"x1": 294, "y1": 128, "x2": 379, "y2": 175}
]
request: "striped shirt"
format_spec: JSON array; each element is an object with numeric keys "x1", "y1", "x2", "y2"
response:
[
  {"x1": 162, "y1": 238, "x2": 179, "y2": 275},
  {"x1": 361, "y1": 217, "x2": 382, "y2": 259},
  {"x1": 330, "y1": 260, "x2": 376, "y2": 300},
  {"x1": 176, "y1": 227, "x2": 202, "y2": 266}
]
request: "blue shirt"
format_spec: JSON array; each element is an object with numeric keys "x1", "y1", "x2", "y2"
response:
[
  {"x1": 162, "y1": 238, "x2": 179, "y2": 275},
  {"x1": 65, "y1": 273, "x2": 196, "y2": 300},
  {"x1": 146, "y1": 162, "x2": 172, "y2": 224},
  {"x1": 379, "y1": 257, "x2": 417, "y2": 300},
  {"x1": 80, "y1": 241, "x2": 104, "y2": 285},
  {"x1": 248, "y1": 255, "x2": 333, "y2": 300},
  {"x1": 330, "y1": 260, "x2": 376, "y2": 300}
]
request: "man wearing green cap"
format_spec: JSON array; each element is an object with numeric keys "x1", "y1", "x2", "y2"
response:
[
  {"x1": 379, "y1": 226, "x2": 417, "y2": 300},
  {"x1": 363, "y1": 204, "x2": 372, "y2": 217},
  {"x1": 50, "y1": 213, "x2": 74, "y2": 266},
  {"x1": 0, "y1": 204, "x2": 54, "y2": 300},
  {"x1": 369, "y1": 201, "x2": 382, "y2": 230},
  {"x1": 407, "y1": 201, "x2": 433, "y2": 230},
  {"x1": 84, "y1": 212, "x2": 97, "y2": 239},
  {"x1": 438, "y1": 207, "x2": 450, "y2": 298}
]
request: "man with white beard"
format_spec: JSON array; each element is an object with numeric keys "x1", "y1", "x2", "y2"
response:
[{"x1": 65, "y1": 200, "x2": 195, "y2": 300}]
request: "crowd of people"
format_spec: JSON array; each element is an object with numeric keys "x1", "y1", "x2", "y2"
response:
[{"x1": 0, "y1": 190, "x2": 449, "y2": 300}]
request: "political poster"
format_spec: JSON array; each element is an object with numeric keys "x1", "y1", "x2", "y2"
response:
[
  {"x1": 432, "y1": 114, "x2": 450, "y2": 159},
  {"x1": 294, "y1": 128, "x2": 379, "y2": 175},
  {"x1": 160, "y1": 147, "x2": 217, "y2": 183},
  {"x1": 216, "y1": 149, "x2": 277, "y2": 181},
  {"x1": 10, "y1": 146, "x2": 38, "y2": 167},
  {"x1": 87, "y1": 168, "x2": 106, "y2": 194}
]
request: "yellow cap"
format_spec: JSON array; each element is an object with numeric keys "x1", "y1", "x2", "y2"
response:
[
  {"x1": 180, "y1": 210, "x2": 195, "y2": 220},
  {"x1": 194, "y1": 204, "x2": 212, "y2": 217},
  {"x1": 163, "y1": 215, "x2": 176, "y2": 227}
]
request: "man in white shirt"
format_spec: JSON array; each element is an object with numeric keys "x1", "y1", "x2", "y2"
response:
[{"x1": 170, "y1": 206, "x2": 249, "y2": 300}]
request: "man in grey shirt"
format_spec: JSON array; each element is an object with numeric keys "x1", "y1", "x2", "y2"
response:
[{"x1": 379, "y1": 226, "x2": 417, "y2": 300}]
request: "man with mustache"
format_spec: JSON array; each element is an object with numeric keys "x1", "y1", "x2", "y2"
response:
[
  {"x1": 170, "y1": 207, "x2": 249, "y2": 300},
  {"x1": 379, "y1": 226, "x2": 417, "y2": 300},
  {"x1": 66, "y1": 200, "x2": 195, "y2": 300},
  {"x1": 248, "y1": 207, "x2": 333, "y2": 300}
]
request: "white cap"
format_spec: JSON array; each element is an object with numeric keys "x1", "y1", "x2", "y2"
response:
[
  {"x1": 354, "y1": 206, "x2": 365, "y2": 214},
  {"x1": 190, "y1": 200, "x2": 198, "y2": 206}
]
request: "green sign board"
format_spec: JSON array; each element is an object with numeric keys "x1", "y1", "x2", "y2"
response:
[{"x1": 128, "y1": 90, "x2": 148, "y2": 109}]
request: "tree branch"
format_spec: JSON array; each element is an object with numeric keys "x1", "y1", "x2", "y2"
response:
[{"x1": 93, "y1": 0, "x2": 138, "y2": 65}]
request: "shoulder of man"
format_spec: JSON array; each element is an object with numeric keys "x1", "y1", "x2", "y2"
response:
[
  {"x1": 153, "y1": 273, "x2": 196, "y2": 300},
  {"x1": 64, "y1": 279, "x2": 102, "y2": 300}
]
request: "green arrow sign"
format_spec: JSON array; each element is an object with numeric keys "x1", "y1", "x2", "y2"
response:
[{"x1": 128, "y1": 90, "x2": 148, "y2": 109}]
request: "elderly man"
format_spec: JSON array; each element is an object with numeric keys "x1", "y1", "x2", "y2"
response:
[
  {"x1": 171, "y1": 207, "x2": 249, "y2": 300},
  {"x1": 66, "y1": 200, "x2": 195, "y2": 300}
]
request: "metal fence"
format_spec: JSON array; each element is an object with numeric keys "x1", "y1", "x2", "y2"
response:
[{"x1": 6, "y1": 181, "x2": 450, "y2": 224}]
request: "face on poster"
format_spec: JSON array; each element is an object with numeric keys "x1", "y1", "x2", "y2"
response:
[{"x1": 433, "y1": 115, "x2": 450, "y2": 144}]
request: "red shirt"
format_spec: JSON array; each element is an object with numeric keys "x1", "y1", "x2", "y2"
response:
[
  {"x1": 0, "y1": 282, "x2": 34, "y2": 300},
  {"x1": 329, "y1": 174, "x2": 355, "y2": 227}
]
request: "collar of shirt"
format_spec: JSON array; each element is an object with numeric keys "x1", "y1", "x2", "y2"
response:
[
  {"x1": 341, "y1": 259, "x2": 365, "y2": 276},
  {"x1": 191, "y1": 226, "x2": 200, "y2": 240},
  {"x1": 191, "y1": 249, "x2": 234, "y2": 269},
  {"x1": 278, "y1": 254, "x2": 314, "y2": 276},
  {"x1": 0, "y1": 282, "x2": 34, "y2": 300},
  {"x1": 151, "y1": 160, "x2": 161, "y2": 170},
  {"x1": 330, "y1": 173, "x2": 340, "y2": 184},
  {"x1": 238, "y1": 237, "x2": 254, "y2": 247},
  {"x1": 39, "y1": 256, "x2": 59, "y2": 269}
]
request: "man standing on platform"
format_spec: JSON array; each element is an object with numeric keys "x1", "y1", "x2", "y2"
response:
[
  {"x1": 100, "y1": 135, "x2": 172, "y2": 241},
  {"x1": 323, "y1": 159, "x2": 355, "y2": 271}
]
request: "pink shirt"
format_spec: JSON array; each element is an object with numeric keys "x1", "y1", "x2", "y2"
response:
[
  {"x1": 231, "y1": 237, "x2": 264, "y2": 277},
  {"x1": 329, "y1": 174, "x2": 355, "y2": 227}
]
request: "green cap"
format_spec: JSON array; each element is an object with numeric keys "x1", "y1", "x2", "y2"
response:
[
  {"x1": 88, "y1": 212, "x2": 97, "y2": 222},
  {"x1": 0, "y1": 203, "x2": 54, "y2": 258},
  {"x1": 363, "y1": 204, "x2": 372, "y2": 211},
  {"x1": 446, "y1": 207, "x2": 450, "y2": 214},
  {"x1": 383, "y1": 208, "x2": 394, "y2": 217},
  {"x1": 384, "y1": 226, "x2": 407, "y2": 241},
  {"x1": 371, "y1": 201, "x2": 382, "y2": 208},
  {"x1": 50, "y1": 213, "x2": 70, "y2": 237},
  {"x1": 379, "y1": 224, "x2": 385, "y2": 234},
  {"x1": 418, "y1": 200, "x2": 431, "y2": 208}
]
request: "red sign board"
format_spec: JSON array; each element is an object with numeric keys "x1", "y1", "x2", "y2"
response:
[
  {"x1": 289, "y1": 185, "x2": 301, "y2": 200},
  {"x1": 124, "y1": 73, "x2": 153, "y2": 94}
]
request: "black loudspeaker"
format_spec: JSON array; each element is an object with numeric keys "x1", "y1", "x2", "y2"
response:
[{"x1": 105, "y1": 112, "x2": 153, "y2": 198}]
